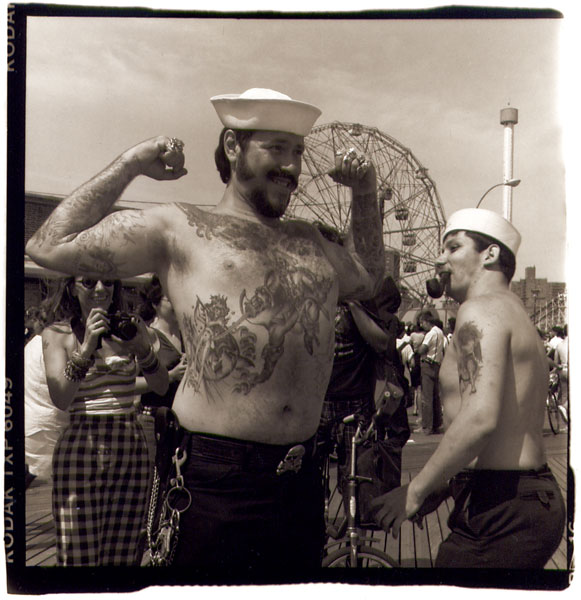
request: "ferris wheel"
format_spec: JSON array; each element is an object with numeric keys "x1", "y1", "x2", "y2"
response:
[{"x1": 287, "y1": 122, "x2": 446, "y2": 303}]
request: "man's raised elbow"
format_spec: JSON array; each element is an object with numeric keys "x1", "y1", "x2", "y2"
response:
[{"x1": 25, "y1": 238, "x2": 39, "y2": 260}]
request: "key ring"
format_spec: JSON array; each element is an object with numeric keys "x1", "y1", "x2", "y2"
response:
[{"x1": 165, "y1": 485, "x2": 192, "y2": 514}]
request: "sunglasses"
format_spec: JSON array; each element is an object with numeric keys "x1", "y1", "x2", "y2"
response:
[{"x1": 79, "y1": 278, "x2": 115, "y2": 289}]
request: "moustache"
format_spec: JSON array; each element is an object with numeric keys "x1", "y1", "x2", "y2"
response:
[{"x1": 268, "y1": 170, "x2": 298, "y2": 191}]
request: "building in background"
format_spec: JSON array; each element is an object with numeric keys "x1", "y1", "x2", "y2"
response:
[{"x1": 510, "y1": 266, "x2": 567, "y2": 329}]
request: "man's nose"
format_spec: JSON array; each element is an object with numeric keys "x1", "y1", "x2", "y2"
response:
[
  {"x1": 95, "y1": 280, "x2": 108, "y2": 291},
  {"x1": 435, "y1": 252, "x2": 447, "y2": 267},
  {"x1": 280, "y1": 153, "x2": 301, "y2": 176}
]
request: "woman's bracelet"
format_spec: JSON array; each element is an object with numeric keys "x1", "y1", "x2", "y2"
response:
[
  {"x1": 71, "y1": 351, "x2": 94, "y2": 369},
  {"x1": 137, "y1": 347, "x2": 160, "y2": 374},
  {"x1": 64, "y1": 351, "x2": 94, "y2": 382}
]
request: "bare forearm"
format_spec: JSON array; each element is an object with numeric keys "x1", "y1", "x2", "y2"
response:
[
  {"x1": 27, "y1": 154, "x2": 138, "y2": 254},
  {"x1": 409, "y1": 411, "x2": 494, "y2": 504},
  {"x1": 350, "y1": 186, "x2": 385, "y2": 288},
  {"x1": 142, "y1": 364, "x2": 169, "y2": 396},
  {"x1": 348, "y1": 301, "x2": 388, "y2": 351}
]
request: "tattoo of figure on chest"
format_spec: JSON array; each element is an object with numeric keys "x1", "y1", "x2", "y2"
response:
[
  {"x1": 456, "y1": 321, "x2": 483, "y2": 394},
  {"x1": 180, "y1": 257, "x2": 333, "y2": 397}
]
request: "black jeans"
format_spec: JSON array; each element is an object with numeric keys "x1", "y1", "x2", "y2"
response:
[
  {"x1": 436, "y1": 465, "x2": 566, "y2": 568},
  {"x1": 160, "y1": 428, "x2": 325, "y2": 577}
]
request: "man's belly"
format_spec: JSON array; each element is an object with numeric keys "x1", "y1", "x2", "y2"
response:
[{"x1": 172, "y1": 389, "x2": 325, "y2": 445}]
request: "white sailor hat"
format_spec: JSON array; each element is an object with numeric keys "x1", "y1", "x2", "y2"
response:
[
  {"x1": 443, "y1": 208, "x2": 521, "y2": 256},
  {"x1": 210, "y1": 88, "x2": 322, "y2": 137}
]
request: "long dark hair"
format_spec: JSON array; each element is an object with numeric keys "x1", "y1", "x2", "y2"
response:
[{"x1": 43, "y1": 276, "x2": 125, "y2": 325}]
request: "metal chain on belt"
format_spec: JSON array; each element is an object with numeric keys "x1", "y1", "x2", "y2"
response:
[{"x1": 146, "y1": 448, "x2": 192, "y2": 566}]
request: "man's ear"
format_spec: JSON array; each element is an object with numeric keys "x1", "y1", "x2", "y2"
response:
[
  {"x1": 223, "y1": 129, "x2": 238, "y2": 162},
  {"x1": 482, "y1": 244, "x2": 501, "y2": 266}
]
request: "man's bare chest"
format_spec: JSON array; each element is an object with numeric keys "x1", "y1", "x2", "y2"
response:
[
  {"x1": 167, "y1": 204, "x2": 338, "y2": 396},
  {"x1": 171, "y1": 203, "x2": 336, "y2": 289}
]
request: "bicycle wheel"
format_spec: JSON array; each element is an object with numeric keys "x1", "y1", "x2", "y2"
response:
[
  {"x1": 322, "y1": 546, "x2": 398, "y2": 568},
  {"x1": 547, "y1": 392, "x2": 561, "y2": 435}
]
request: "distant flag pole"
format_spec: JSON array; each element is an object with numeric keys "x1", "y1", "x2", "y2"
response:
[{"x1": 500, "y1": 106, "x2": 518, "y2": 222}]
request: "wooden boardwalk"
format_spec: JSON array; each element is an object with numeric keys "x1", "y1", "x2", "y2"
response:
[
  {"x1": 324, "y1": 433, "x2": 570, "y2": 569},
  {"x1": 26, "y1": 424, "x2": 569, "y2": 570}
]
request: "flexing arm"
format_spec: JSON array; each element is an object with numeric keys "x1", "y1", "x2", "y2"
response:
[
  {"x1": 372, "y1": 299, "x2": 508, "y2": 535},
  {"x1": 325, "y1": 149, "x2": 385, "y2": 300},
  {"x1": 25, "y1": 136, "x2": 187, "y2": 278}
]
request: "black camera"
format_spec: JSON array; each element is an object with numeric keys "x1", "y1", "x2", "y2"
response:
[{"x1": 104, "y1": 311, "x2": 138, "y2": 341}]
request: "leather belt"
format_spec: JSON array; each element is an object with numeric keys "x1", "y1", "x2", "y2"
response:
[
  {"x1": 421, "y1": 357, "x2": 440, "y2": 366},
  {"x1": 185, "y1": 431, "x2": 316, "y2": 476}
]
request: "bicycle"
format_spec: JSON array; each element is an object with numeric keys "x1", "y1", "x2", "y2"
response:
[
  {"x1": 546, "y1": 369, "x2": 568, "y2": 435},
  {"x1": 321, "y1": 411, "x2": 398, "y2": 568}
]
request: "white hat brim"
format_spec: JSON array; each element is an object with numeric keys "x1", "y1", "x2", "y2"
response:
[
  {"x1": 443, "y1": 208, "x2": 521, "y2": 256},
  {"x1": 211, "y1": 94, "x2": 322, "y2": 137}
]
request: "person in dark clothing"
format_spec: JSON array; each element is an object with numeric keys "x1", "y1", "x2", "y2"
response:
[{"x1": 361, "y1": 277, "x2": 411, "y2": 448}]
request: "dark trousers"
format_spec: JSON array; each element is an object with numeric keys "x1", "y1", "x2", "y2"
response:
[
  {"x1": 420, "y1": 361, "x2": 442, "y2": 431},
  {"x1": 436, "y1": 466, "x2": 566, "y2": 568},
  {"x1": 159, "y1": 429, "x2": 325, "y2": 576}
]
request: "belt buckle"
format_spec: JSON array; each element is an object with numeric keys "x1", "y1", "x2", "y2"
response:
[{"x1": 276, "y1": 445, "x2": 305, "y2": 476}]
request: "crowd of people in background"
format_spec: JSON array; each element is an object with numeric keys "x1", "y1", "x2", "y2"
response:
[{"x1": 24, "y1": 271, "x2": 569, "y2": 568}]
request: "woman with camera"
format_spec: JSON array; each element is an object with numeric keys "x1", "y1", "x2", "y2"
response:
[{"x1": 41, "y1": 276, "x2": 168, "y2": 566}]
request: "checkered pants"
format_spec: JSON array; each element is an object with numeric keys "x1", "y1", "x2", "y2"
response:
[{"x1": 52, "y1": 413, "x2": 150, "y2": 566}]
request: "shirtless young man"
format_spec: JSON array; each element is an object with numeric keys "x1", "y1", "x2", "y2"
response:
[
  {"x1": 26, "y1": 88, "x2": 385, "y2": 573},
  {"x1": 371, "y1": 208, "x2": 565, "y2": 568}
]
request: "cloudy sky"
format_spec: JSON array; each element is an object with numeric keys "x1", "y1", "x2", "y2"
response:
[{"x1": 23, "y1": 5, "x2": 571, "y2": 283}]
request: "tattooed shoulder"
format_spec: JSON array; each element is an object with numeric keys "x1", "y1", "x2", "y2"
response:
[{"x1": 455, "y1": 320, "x2": 483, "y2": 395}]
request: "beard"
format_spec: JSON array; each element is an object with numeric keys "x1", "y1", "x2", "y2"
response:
[{"x1": 236, "y1": 152, "x2": 297, "y2": 219}]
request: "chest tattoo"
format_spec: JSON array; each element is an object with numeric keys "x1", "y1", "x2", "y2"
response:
[{"x1": 177, "y1": 211, "x2": 334, "y2": 397}]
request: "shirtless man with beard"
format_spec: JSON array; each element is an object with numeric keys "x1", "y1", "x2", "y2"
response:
[{"x1": 26, "y1": 88, "x2": 385, "y2": 575}]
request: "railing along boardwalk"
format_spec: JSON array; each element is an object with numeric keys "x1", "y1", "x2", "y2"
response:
[{"x1": 26, "y1": 428, "x2": 569, "y2": 570}]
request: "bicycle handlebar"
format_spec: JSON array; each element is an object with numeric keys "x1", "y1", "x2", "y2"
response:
[{"x1": 342, "y1": 409, "x2": 383, "y2": 444}]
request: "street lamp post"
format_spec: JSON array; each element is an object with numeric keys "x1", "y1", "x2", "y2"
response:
[
  {"x1": 476, "y1": 179, "x2": 521, "y2": 210},
  {"x1": 532, "y1": 289, "x2": 539, "y2": 323}
]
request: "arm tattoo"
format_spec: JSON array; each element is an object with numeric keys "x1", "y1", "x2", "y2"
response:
[
  {"x1": 350, "y1": 189, "x2": 385, "y2": 282},
  {"x1": 71, "y1": 210, "x2": 148, "y2": 275},
  {"x1": 32, "y1": 156, "x2": 135, "y2": 250},
  {"x1": 456, "y1": 320, "x2": 483, "y2": 394}
]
